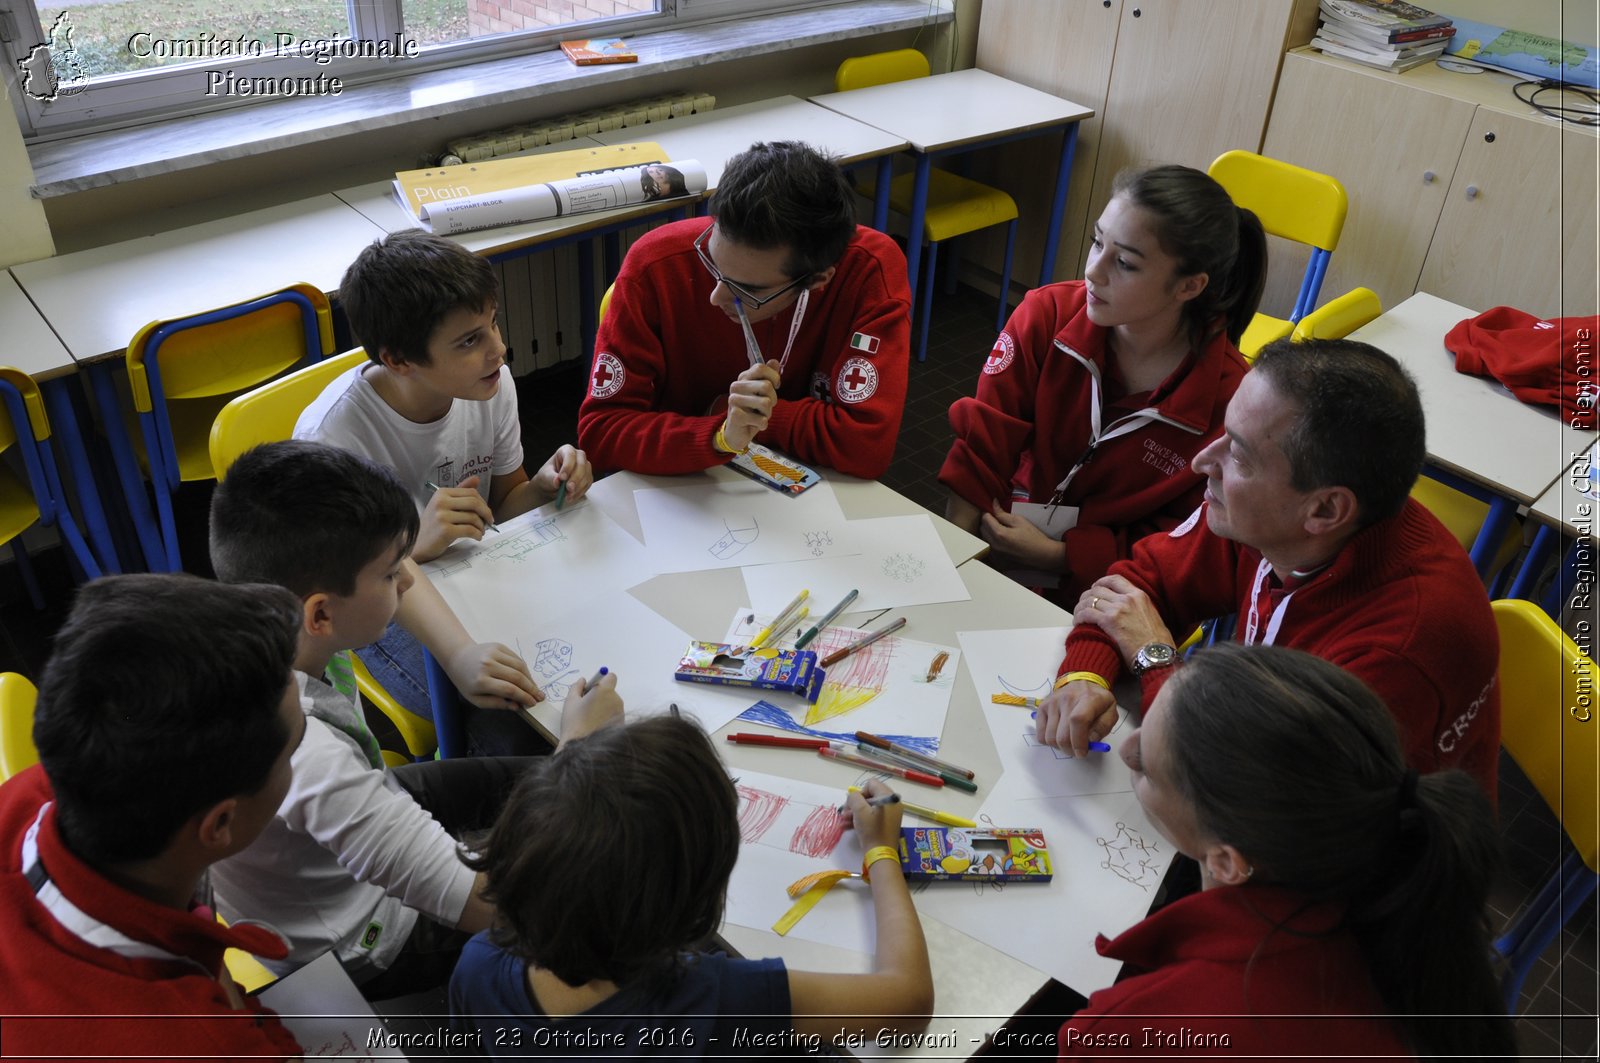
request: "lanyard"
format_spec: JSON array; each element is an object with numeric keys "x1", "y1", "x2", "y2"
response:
[
  {"x1": 776, "y1": 289, "x2": 810, "y2": 377},
  {"x1": 1047, "y1": 346, "x2": 1176, "y2": 508},
  {"x1": 1242, "y1": 557, "x2": 1297, "y2": 646}
]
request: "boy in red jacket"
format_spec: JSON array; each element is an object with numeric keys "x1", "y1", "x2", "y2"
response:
[{"x1": 578, "y1": 140, "x2": 910, "y2": 479}]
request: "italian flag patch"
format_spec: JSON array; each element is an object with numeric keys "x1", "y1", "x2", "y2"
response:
[{"x1": 849, "y1": 332, "x2": 879, "y2": 354}]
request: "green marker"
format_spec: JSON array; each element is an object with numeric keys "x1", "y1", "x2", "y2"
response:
[{"x1": 795, "y1": 588, "x2": 859, "y2": 650}]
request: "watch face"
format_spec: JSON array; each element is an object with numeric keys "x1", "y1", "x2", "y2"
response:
[{"x1": 1136, "y1": 643, "x2": 1176, "y2": 672}]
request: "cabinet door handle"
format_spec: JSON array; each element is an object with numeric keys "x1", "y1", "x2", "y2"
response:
[
  {"x1": 1422, "y1": 170, "x2": 1435, "y2": 183},
  {"x1": 1465, "y1": 185, "x2": 1479, "y2": 200}
]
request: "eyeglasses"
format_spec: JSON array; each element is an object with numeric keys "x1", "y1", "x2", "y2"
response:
[{"x1": 693, "y1": 224, "x2": 809, "y2": 310}]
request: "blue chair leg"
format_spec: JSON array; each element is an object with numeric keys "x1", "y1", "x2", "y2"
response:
[
  {"x1": 135, "y1": 410, "x2": 182, "y2": 573},
  {"x1": 9, "y1": 539, "x2": 44, "y2": 611},
  {"x1": 1508, "y1": 524, "x2": 1558, "y2": 602},
  {"x1": 1495, "y1": 852, "x2": 1600, "y2": 1012},
  {"x1": 422, "y1": 648, "x2": 465, "y2": 760},
  {"x1": 87, "y1": 363, "x2": 166, "y2": 572},
  {"x1": 996, "y1": 219, "x2": 1018, "y2": 334},
  {"x1": 1469, "y1": 495, "x2": 1517, "y2": 579},
  {"x1": 1542, "y1": 537, "x2": 1593, "y2": 618},
  {"x1": 42, "y1": 378, "x2": 120, "y2": 575},
  {"x1": 916, "y1": 241, "x2": 940, "y2": 363}
]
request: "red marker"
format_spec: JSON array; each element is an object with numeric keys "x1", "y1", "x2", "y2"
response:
[
  {"x1": 819, "y1": 745, "x2": 945, "y2": 787},
  {"x1": 726, "y1": 733, "x2": 829, "y2": 750}
]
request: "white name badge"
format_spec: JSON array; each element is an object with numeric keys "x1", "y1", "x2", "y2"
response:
[{"x1": 1003, "y1": 501, "x2": 1080, "y2": 590}]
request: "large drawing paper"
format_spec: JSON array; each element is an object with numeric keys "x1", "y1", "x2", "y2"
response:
[
  {"x1": 632, "y1": 479, "x2": 856, "y2": 573},
  {"x1": 957, "y1": 628, "x2": 1137, "y2": 800},
  {"x1": 910, "y1": 776, "x2": 1165, "y2": 994},
  {"x1": 723, "y1": 768, "x2": 874, "y2": 958},
  {"x1": 723, "y1": 610, "x2": 959, "y2": 751},
  {"x1": 257, "y1": 952, "x2": 404, "y2": 1059},
  {"x1": 741, "y1": 515, "x2": 970, "y2": 611},
  {"x1": 511, "y1": 592, "x2": 751, "y2": 735},
  {"x1": 421, "y1": 499, "x2": 653, "y2": 640}
]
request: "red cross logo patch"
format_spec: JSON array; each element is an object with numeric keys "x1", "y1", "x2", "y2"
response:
[
  {"x1": 590, "y1": 352, "x2": 625, "y2": 399},
  {"x1": 836, "y1": 356, "x2": 878, "y2": 404},
  {"x1": 983, "y1": 331, "x2": 1016, "y2": 376}
]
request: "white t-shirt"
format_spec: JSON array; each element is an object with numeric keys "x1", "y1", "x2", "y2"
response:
[{"x1": 294, "y1": 362, "x2": 525, "y2": 511}]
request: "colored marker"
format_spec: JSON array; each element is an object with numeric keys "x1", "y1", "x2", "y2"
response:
[
  {"x1": 853, "y1": 742, "x2": 979, "y2": 793},
  {"x1": 856, "y1": 730, "x2": 975, "y2": 780},
  {"x1": 795, "y1": 589, "x2": 859, "y2": 649},
  {"x1": 585, "y1": 666, "x2": 609, "y2": 688},
  {"x1": 725, "y1": 733, "x2": 829, "y2": 750},
  {"x1": 424, "y1": 480, "x2": 500, "y2": 534},
  {"x1": 849, "y1": 787, "x2": 975, "y2": 829},
  {"x1": 555, "y1": 479, "x2": 568, "y2": 511},
  {"x1": 750, "y1": 589, "x2": 809, "y2": 650},
  {"x1": 767, "y1": 606, "x2": 810, "y2": 647},
  {"x1": 1028, "y1": 712, "x2": 1112, "y2": 752},
  {"x1": 819, "y1": 745, "x2": 944, "y2": 787},
  {"x1": 819, "y1": 617, "x2": 906, "y2": 668},
  {"x1": 732, "y1": 295, "x2": 766, "y2": 369}
]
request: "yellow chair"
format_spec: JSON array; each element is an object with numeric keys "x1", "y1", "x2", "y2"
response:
[
  {"x1": 598, "y1": 282, "x2": 615, "y2": 326},
  {"x1": 836, "y1": 49, "x2": 1020, "y2": 362},
  {"x1": 210, "y1": 350, "x2": 439, "y2": 762},
  {"x1": 1208, "y1": 151, "x2": 1348, "y2": 361},
  {"x1": 108, "y1": 284, "x2": 335, "y2": 573},
  {"x1": 0, "y1": 368, "x2": 103, "y2": 608},
  {"x1": 1490, "y1": 599, "x2": 1600, "y2": 1010},
  {"x1": 0, "y1": 672, "x2": 38, "y2": 781},
  {"x1": 1289, "y1": 286, "x2": 1381, "y2": 342}
]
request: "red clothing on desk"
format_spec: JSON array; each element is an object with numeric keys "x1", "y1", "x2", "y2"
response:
[
  {"x1": 939, "y1": 281, "x2": 1246, "y2": 603},
  {"x1": 1059, "y1": 885, "x2": 1411, "y2": 1059},
  {"x1": 1059, "y1": 499, "x2": 1501, "y2": 801},
  {"x1": 0, "y1": 766, "x2": 301, "y2": 1061},
  {"x1": 578, "y1": 218, "x2": 910, "y2": 479}
]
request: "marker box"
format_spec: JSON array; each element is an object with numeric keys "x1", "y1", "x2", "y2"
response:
[
  {"x1": 729, "y1": 444, "x2": 822, "y2": 495},
  {"x1": 675, "y1": 641, "x2": 826, "y2": 704},
  {"x1": 898, "y1": 827, "x2": 1053, "y2": 882}
]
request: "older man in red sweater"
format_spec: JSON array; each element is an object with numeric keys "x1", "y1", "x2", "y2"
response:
[{"x1": 1038, "y1": 338, "x2": 1501, "y2": 801}]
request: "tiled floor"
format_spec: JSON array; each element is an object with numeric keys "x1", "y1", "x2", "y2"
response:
[{"x1": 2, "y1": 285, "x2": 1595, "y2": 1057}]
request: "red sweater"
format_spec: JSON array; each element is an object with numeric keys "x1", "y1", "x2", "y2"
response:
[
  {"x1": 1059, "y1": 885, "x2": 1410, "y2": 1059},
  {"x1": 0, "y1": 766, "x2": 301, "y2": 1061},
  {"x1": 577, "y1": 219, "x2": 910, "y2": 479},
  {"x1": 1060, "y1": 499, "x2": 1501, "y2": 801},
  {"x1": 940, "y1": 282, "x2": 1246, "y2": 603}
]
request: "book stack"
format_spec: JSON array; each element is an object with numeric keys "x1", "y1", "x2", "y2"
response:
[{"x1": 1313, "y1": 0, "x2": 1455, "y2": 72}]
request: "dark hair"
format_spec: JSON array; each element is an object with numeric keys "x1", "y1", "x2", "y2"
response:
[
  {"x1": 1110, "y1": 165, "x2": 1267, "y2": 350},
  {"x1": 33, "y1": 574, "x2": 301, "y2": 866},
  {"x1": 1253, "y1": 338, "x2": 1425, "y2": 526},
  {"x1": 465, "y1": 716, "x2": 739, "y2": 988},
  {"x1": 210, "y1": 440, "x2": 419, "y2": 598},
  {"x1": 709, "y1": 141, "x2": 856, "y2": 279},
  {"x1": 340, "y1": 229, "x2": 498, "y2": 366},
  {"x1": 1163, "y1": 644, "x2": 1513, "y2": 1058}
]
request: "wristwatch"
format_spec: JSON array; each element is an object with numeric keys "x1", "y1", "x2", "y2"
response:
[{"x1": 1131, "y1": 642, "x2": 1177, "y2": 676}]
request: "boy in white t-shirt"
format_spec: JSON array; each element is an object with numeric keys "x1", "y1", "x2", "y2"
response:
[{"x1": 296, "y1": 230, "x2": 593, "y2": 753}]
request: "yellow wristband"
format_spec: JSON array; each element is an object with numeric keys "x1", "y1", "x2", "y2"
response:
[
  {"x1": 713, "y1": 424, "x2": 748, "y2": 455},
  {"x1": 1055, "y1": 670, "x2": 1109, "y2": 691},
  {"x1": 862, "y1": 845, "x2": 900, "y2": 881}
]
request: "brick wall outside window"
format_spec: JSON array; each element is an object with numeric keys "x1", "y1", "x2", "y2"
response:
[{"x1": 469, "y1": 0, "x2": 656, "y2": 37}]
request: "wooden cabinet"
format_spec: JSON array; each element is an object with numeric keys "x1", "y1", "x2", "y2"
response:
[
  {"x1": 969, "y1": 0, "x2": 1317, "y2": 299},
  {"x1": 1264, "y1": 48, "x2": 1599, "y2": 319}
]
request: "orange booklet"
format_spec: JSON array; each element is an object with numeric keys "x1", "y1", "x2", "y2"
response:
[{"x1": 560, "y1": 39, "x2": 638, "y2": 65}]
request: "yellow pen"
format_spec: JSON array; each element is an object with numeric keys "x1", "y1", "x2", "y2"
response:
[
  {"x1": 750, "y1": 589, "x2": 809, "y2": 650},
  {"x1": 848, "y1": 786, "x2": 976, "y2": 829}
]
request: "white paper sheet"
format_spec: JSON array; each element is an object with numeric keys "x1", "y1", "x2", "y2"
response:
[
  {"x1": 510, "y1": 592, "x2": 751, "y2": 735},
  {"x1": 741, "y1": 515, "x2": 970, "y2": 611},
  {"x1": 632, "y1": 480, "x2": 855, "y2": 573},
  {"x1": 723, "y1": 768, "x2": 874, "y2": 958},
  {"x1": 420, "y1": 498, "x2": 653, "y2": 640},
  {"x1": 910, "y1": 776, "x2": 1167, "y2": 995},
  {"x1": 957, "y1": 628, "x2": 1137, "y2": 800},
  {"x1": 723, "y1": 609, "x2": 959, "y2": 752},
  {"x1": 256, "y1": 952, "x2": 405, "y2": 1058}
]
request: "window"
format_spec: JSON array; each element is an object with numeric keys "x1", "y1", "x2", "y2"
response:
[{"x1": 5, "y1": 0, "x2": 829, "y2": 137}]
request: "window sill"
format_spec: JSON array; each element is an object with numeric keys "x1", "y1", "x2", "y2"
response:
[{"x1": 29, "y1": 0, "x2": 948, "y2": 198}]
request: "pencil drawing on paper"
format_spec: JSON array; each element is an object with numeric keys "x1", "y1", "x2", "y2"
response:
[
  {"x1": 1096, "y1": 821, "x2": 1164, "y2": 891},
  {"x1": 709, "y1": 517, "x2": 760, "y2": 560},
  {"x1": 516, "y1": 635, "x2": 579, "y2": 699},
  {"x1": 881, "y1": 552, "x2": 925, "y2": 583},
  {"x1": 804, "y1": 530, "x2": 833, "y2": 557},
  {"x1": 429, "y1": 515, "x2": 567, "y2": 576}
]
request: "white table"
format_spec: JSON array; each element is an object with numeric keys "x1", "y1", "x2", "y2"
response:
[
  {"x1": 1507, "y1": 445, "x2": 1599, "y2": 610},
  {"x1": 810, "y1": 69, "x2": 1095, "y2": 302},
  {"x1": 0, "y1": 272, "x2": 75, "y2": 381}
]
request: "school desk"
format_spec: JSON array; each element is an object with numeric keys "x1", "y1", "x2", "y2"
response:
[
  {"x1": 1348, "y1": 292, "x2": 1596, "y2": 577},
  {"x1": 1506, "y1": 447, "x2": 1598, "y2": 614},
  {"x1": 809, "y1": 68, "x2": 1095, "y2": 310}
]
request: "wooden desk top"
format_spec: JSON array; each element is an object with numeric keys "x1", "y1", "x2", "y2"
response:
[{"x1": 809, "y1": 68, "x2": 1094, "y2": 154}]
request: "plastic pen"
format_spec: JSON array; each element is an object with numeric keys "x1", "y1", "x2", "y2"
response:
[
  {"x1": 424, "y1": 480, "x2": 500, "y2": 534},
  {"x1": 819, "y1": 744, "x2": 944, "y2": 787},
  {"x1": 555, "y1": 480, "x2": 568, "y2": 511},
  {"x1": 725, "y1": 732, "x2": 829, "y2": 750},
  {"x1": 819, "y1": 617, "x2": 906, "y2": 668},
  {"x1": 795, "y1": 589, "x2": 859, "y2": 650},
  {"x1": 856, "y1": 730, "x2": 975, "y2": 780},
  {"x1": 853, "y1": 743, "x2": 979, "y2": 793},
  {"x1": 732, "y1": 295, "x2": 766, "y2": 369},
  {"x1": 750, "y1": 590, "x2": 809, "y2": 650},
  {"x1": 849, "y1": 787, "x2": 975, "y2": 829},
  {"x1": 766, "y1": 606, "x2": 810, "y2": 647},
  {"x1": 585, "y1": 666, "x2": 609, "y2": 688}
]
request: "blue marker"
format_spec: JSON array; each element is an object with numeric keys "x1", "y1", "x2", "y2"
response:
[
  {"x1": 586, "y1": 666, "x2": 609, "y2": 688},
  {"x1": 1030, "y1": 710, "x2": 1112, "y2": 753}
]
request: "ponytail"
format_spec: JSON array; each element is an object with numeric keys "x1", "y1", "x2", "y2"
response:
[
  {"x1": 1110, "y1": 166, "x2": 1268, "y2": 352},
  {"x1": 1164, "y1": 645, "x2": 1515, "y2": 1058}
]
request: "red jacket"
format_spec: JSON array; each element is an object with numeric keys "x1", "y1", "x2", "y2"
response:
[
  {"x1": 1447, "y1": 307, "x2": 1597, "y2": 430},
  {"x1": 0, "y1": 766, "x2": 301, "y2": 1061},
  {"x1": 1059, "y1": 885, "x2": 1410, "y2": 1059},
  {"x1": 1060, "y1": 499, "x2": 1501, "y2": 801},
  {"x1": 577, "y1": 219, "x2": 910, "y2": 478},
  {"x1": 940, "y1": 282, "x2": 1246, "y2": 602}
]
